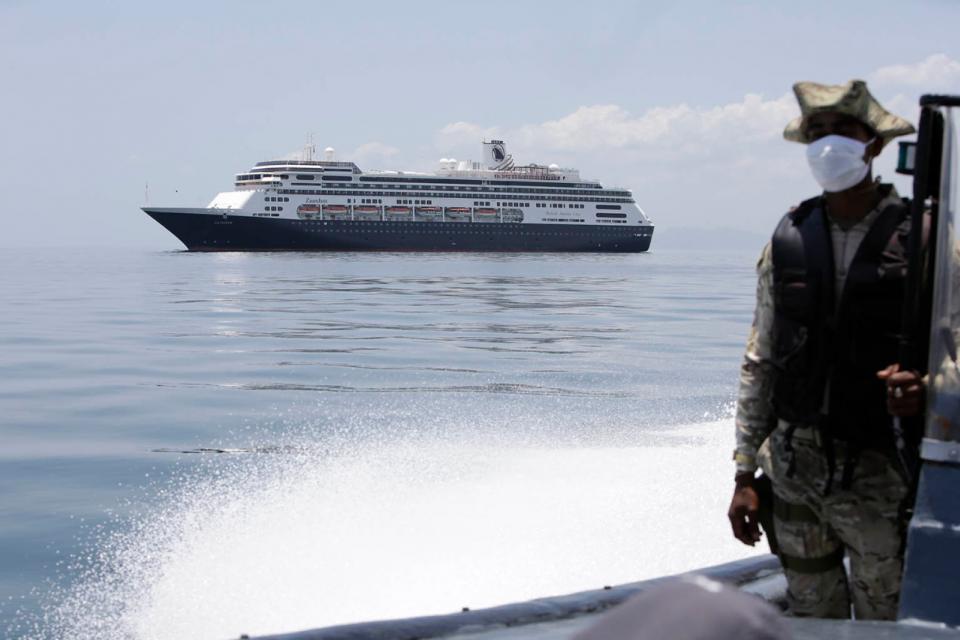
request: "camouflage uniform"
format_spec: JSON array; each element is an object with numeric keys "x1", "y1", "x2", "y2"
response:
[{"x1": 734, "y1": 187, "x2": 909, "y2": 619}]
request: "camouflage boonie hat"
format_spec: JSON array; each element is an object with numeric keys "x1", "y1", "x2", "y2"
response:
[{"x1": 783, "y1": 79, "x2": 915, "y2": 146}]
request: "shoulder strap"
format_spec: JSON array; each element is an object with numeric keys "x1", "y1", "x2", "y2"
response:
[
  {"x1": 789, "y1": 196, "x2": 825, "y2": 225},
  {"x1": 847, "y1": 201, "x2": 911, "y2": 284},
  {"x1": 771, "y1": 198, "x2": 835, "y2": 318}
]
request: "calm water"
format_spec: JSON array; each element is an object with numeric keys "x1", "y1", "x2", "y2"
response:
[{"x1": 1, "y1": 247, "x2": 764, "y2": 639}]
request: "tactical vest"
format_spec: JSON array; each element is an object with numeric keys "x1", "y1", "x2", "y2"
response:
[{"x1": 770, "y1": 188, "x2": 912, "y2": 451}]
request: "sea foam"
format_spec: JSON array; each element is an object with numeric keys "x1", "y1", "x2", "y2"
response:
[{"x1": 36, "y1": 414, "x2": 761, "y2": 640}]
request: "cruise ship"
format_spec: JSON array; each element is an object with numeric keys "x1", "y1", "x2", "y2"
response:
[{"x1": 143, "y1": 140, "x2": 655, "y2": 252}]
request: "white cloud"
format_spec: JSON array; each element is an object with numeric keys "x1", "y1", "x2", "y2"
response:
[
  {"x1": 436, "y1": 121, "x2": 501, "y2": 147},
  {"x1": 871, "y1": 53, "x2": 960, "y2": 90},
  {"x1": 351, "y1": 141, "x2": 400, "y2": 165},
  {"x1": 437, "y1": 54, "x2": 960, "y2": 163},
  {"x1": 438, "y1": 93, "x2": 797, "y2": 159}
]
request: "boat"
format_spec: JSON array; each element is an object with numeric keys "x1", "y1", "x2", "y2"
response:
[
  {"x1": 143, "y1": 140, "x2": 655, "y2": 252},
  {"x1": 445, "y1": 206, "x2": 472, "y2": 222},
  {"x1": 296, "y1": 204, "x2": 321, "y2": 219}
]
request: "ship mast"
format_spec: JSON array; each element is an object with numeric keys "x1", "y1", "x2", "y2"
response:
[{"x1": 304, "y1": 133, "x2": 316, "y2": 162}]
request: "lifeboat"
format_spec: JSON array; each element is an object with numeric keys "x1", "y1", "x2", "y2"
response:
[
  {"x1": 475, "y1": 207, "x2": 499, "y2": 215},
  {"x1": 386, "y1": 206, "x2": 412, "y2": 214},
  {"x1": 415, "y1": 206, "x2": 442, "y2": 213},
  {"x1": 354, "y1": 205, "x2": 381, "y2": 214},
  {"x1": 446, "y1": 207, "x2": 471, "y2": 214},
  {"x1": 322, "y1": 205, "x2": 349, "y2": 213},
  {"x1": 296, "y1": 204, "x2": 321, "y2": 219}
]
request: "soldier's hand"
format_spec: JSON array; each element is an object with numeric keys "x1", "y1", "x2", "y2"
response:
[
  {"x1": 877, "y1": 364, "x2": 925, "y2": 417},
  {"x1": 728, "y1": 476, "x2": 762, "y2": 546}
]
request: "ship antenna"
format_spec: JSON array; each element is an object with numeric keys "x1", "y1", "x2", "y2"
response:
[
  {"x1": 145, "y1": 181, "x2": 149, "y2": 203},
  {"x1": 305, "y1": 133, "x2": 316, "y2": 161}
]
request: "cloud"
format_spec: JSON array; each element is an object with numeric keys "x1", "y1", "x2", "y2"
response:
[
  {"x1": 519, "y1": 94, "x2": 797, "y2": 151},
  {"x1": 870, "y1": 53, "x2": 960, "y2": 90},
  {"x1": 351, "y1": 141, "x2": 400, "y2": 166},
  {"x1": 436, "y1": 54, "x2": 960, "y2": 163},
  {"x1": 437, "y1": 93, "x2": 797, "y2": 159},
  {"x1": 436, "y1": 121, "x2": 501, "y2": 147}
]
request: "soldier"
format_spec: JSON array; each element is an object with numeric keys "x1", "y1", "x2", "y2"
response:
[{"x1": 726, "y1": 79, "x2": 924, "y2": 619}]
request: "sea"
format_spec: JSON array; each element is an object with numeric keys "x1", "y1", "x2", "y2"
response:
[{"x1": 0, "y1": 246, "x2": 767, "y2": 640}]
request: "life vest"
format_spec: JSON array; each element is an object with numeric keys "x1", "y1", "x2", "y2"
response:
[{"x1": 770, "y1": 187, "x2": 912, "y2": 451}]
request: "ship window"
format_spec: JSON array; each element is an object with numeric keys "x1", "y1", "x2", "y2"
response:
[{"x1": 296, "y1": 175, "x2": 315, "y2": 181}]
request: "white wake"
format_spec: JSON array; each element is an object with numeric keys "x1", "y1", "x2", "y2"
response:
[{"x1": 40, "y1": 417, "x2": 762, "y2": 640}]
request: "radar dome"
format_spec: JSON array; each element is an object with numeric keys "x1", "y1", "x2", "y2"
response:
[{"x1": 549, "y1": 163, "x2": 560, "y2": 170}]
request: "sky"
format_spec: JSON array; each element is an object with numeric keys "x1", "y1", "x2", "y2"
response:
[{"x1": 2, "y1": 0, "x2": 960, "y2": 249}]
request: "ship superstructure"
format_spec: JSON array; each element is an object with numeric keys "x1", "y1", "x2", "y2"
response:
[{"x1": 144, "y1": 141, "x2": 654, "y2": 252}]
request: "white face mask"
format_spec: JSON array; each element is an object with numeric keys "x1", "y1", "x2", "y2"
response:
[{"x1": 805, "y1": 134, "x2": 874, "y2": 192}]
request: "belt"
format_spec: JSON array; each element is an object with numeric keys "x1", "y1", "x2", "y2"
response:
[
  {"x1": 777, "y1": 420, "x2": 852, "y2": 450},
  {"x1": 778, "y1": 420, "x2": 821, "y2": 444}
]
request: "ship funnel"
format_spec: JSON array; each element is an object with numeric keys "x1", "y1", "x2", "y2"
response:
[{"x1": 482, "y1": 140, "x2": 514, "y2": 170}]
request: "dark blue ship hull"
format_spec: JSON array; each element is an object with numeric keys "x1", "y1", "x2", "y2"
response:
[{"x1": 144, "y1": 209, "x2": 654, "y2": 252}]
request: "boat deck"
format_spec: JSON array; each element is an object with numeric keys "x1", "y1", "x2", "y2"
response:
[
  {"x1": 243, "y1": 556, "x2": 959, "y2": 640},
  {"x1": 441, "y1": 615, "x2": 959, "y2": 640}
]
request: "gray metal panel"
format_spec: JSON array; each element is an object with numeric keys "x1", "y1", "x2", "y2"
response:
[
  {"x1": 923, "y1": 102, "x2": 960, "y2": 452},
  {"x1": 899, "y1": 100, "x2": 960, "y2": 629},
  {"x1": 899, "y1": 463, "x2": 960, "y2": 626},
  {"x1": 787, "y1": 618, "x2": 960, "y2": 640}
]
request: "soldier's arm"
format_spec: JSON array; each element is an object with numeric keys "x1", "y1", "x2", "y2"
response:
[
  {"x1": 729, "y1": 243, "x2": 776, "y2": 546},
  {"x1": 734, "y1": 243, "x2": 777, "y2": 476}
]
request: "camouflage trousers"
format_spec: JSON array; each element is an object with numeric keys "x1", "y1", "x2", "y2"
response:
[{"x1": 757, "y1": 424, "x2": 909, "y2": 620}]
